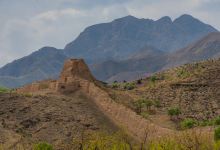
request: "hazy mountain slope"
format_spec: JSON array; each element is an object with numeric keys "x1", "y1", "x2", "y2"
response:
[
  {"x1": 91, "y1": 46, "x2": 167, "y2": 81},
  {"x1": 166, "y1": 32, "x2": 220, "y2": 68},
  {"x1": 0, "y1": 47, "x2": 68, "y2": 88},
  {"x1": 64, "y1": 14, "x2": 217, "y2": 62},
  {"x1": 94, "y1": 32, "x2": 220, "y2": 82}
]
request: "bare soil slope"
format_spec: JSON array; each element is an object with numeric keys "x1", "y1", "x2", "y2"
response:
[{"x1": 0, "y1": 92, "x2": 117, "y2": 149}]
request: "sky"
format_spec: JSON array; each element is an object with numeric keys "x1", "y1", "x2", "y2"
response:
[{"x1": 0, "y1": 0, "x2": 220, "y2": 67}]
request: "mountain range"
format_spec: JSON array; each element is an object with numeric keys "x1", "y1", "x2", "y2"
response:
[
  {"x1": 0, "y1": 47, "x2": 67, "y2": 87},
  {"x1": 95, "y1": 32, "x2": 220, "y2": 82},
  {"x1": 0, "y1": 14, "x2": 219, "y2": 88}
]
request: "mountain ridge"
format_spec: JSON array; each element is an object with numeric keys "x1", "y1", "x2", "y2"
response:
[
  {"x1": 0, "y1": 47, "x2": 68, "y2": 87},
  {"x1": 92, "y1": 32, "x2": 220, "y2": 82},
  {"x1": 64, "y1": 14, "x2": 217, "y2": 61},
  {"x1": 165, "y1": 32, "x2": 220, "y2": 68}
]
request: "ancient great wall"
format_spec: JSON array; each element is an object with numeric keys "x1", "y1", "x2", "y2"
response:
[{"x1": 17, "y1": 59, "x2": 172, "y2": 140}]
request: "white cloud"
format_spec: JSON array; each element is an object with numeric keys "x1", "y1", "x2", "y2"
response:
[
  {"x1": 0, "y1": 4, "x2": 129, "y2": 67},
  {"x1": 0, "y1": 0, "x2": 219, "y2": 67}
]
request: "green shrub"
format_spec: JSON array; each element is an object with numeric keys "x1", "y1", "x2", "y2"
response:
[
  {"x1": 180, "y1": 118, "x2": 197, "y2": 129},
  {"x1": 153, "y1": 100, "x2": 161, "y2": 108},
  {"x1": 133, "y1": 98, "x2": 146, "y2": 114},
  {"x1": 200, "y1": 120, "x2": 213, "y2": 126},
  {"x1": 123, "y1": 82, "x2": 135, "y2": 90},
  {"x1": 149, "y1": 75, "x2": 157, "y2": 83},
  {"x1": 215, "y1": 127, "x2": 220, "y2": 141},
  {"x1": 145, "y1": 100, "x2": 153, "y2": 110},
  {"x1": 168, "y1": 107, "x2": 181, "y2": 116},
  {"x1": 33, "y1": 142, "x2": 53, "y2": 150},
  {"x1": 111, "y1": 82, "x2": 120, "y2": 89},
  {"x1": 168, "y1": 107, "x2": 181, "y2": 121},
  {"x1": 140, "y1": 112, "x2": 149, "y2": 119},
  {"x1": 177, "y1": 68, "x2": 190, "y2": 78},
  {"x1": 215, "y1": 116, "x2": 220, "y2": 125}
]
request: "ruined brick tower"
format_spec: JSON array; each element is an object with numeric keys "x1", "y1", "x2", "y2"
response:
[{"x1": 56, "y1": 59, "x2": 95, "y2": 93}]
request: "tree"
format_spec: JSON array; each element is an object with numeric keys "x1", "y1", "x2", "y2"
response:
[{"x1": 134, "y1": 98, "x2": 155, "y2": 115}]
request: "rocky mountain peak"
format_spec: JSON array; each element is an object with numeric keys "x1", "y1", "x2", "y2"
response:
[
  {"x1": 173, "y1": 14, "x2": 195, "y2": 23},
  {"x1": 113, "y1": 15, "x2": 138, "y2": 22},
  {"x1": 157, "y1": 16, "x2": 172, "y2": 23}
]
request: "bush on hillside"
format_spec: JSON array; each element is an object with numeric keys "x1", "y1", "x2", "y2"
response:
[
  {"x1": 123, "y1": 82, "x2": 135, "y2": 90},
  {"x1": 200, "y1": 120, "x2": 214, "y2": 126},
  {"x1": 149, "y1": 75, "x2": 157, "y2": 83},
  {"x1": 111, "y1": 82, "x2": 120, "y2": 89},
  {"x1": 215, "y1": 127, "x2": 220, "y2": 141},
  {"x1": 153, "y1": 100, "x2": 161, "y2": 108},
  {"x1": 180, "y1": 118, "x2": 197, "y2": 129},
  {"x1": 145, "y1": 100, "x2": 153, "y2": 111},
  {"x1": 168, "y1": 107, "x2": 181, "y2": 116},
  {"x1": 168, "y1": 107, "x2": 181, "y2": 121},
  {"x1": 33, "y1": 142, "x2": 53, "y2": 150},
  {"x1": 133, "y1": 98, "x2": 146, "y2": 114},
  {"x1": 140, "y1": 112, "x2": 149, "y2": 119},
  {"x1": 177, "y1": 68, "x2": 190, "y2": 78},
  {"x1": 215, "y1": 116, "x2": 220, "y2": 125}
]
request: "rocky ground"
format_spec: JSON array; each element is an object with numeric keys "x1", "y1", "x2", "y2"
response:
[{"x1": 0, "y1": 91, "x2": 117, "y2": 149}]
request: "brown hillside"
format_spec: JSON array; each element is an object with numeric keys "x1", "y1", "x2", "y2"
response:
[
  {"x1": 0, "y1": 92, "x2": 117, "y2": 149},
  {"x1": 110, "y1": 58, "x2": 220, "y2": 122},
  {"x1": 4, "y1": 59, "x2": 175, "y2": 149},
  {"x1": 4, "y1": 58, "x2": 220, "y2": 148}
]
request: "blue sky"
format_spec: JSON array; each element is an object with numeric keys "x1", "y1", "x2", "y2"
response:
[{"x1": 0, "y1": 0, "x2": 219, "y2": 67}]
